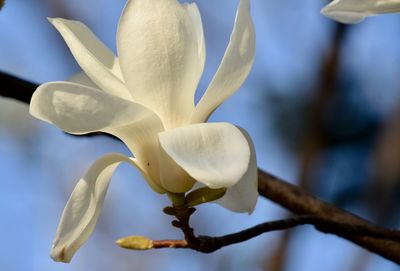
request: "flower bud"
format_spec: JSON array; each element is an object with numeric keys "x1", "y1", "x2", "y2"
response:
[{"x1": 116, "y1": 236, "x2": 153, "y2": 250}]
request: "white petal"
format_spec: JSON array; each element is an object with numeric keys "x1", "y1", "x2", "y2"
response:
[
  {"x1": 68, "y1": 72, "x2": 97, "y2": 88},
  {"x1": 215, "y1": 128, "x2": 258, "y2": 214},
  {"x1": 49, "y1": 18, "x2": 131, "y2": 99},
  {"x1": 50, "y1": 153, "x2": 162, "y2": 263},
  {"x1": 30, "y1": 81, "x2": 165, "y2": 186},
  {"x1": 158, "y1": 143, "x2": 195, "y2": 193},
  {"x1": 116, "y1": 0, "x2": 202, "y2": 129},
  {"x1": 191, "y1": 0, "x2": 255, "y2": 123},
  {"x1": 31, "y1": 82, "x2": 154, "y2": 134},
  {"x1": 321, "y1": 0, "x2": 400, "y2": 24},
  {"x1": 183, "y1": 2, "x2": 206, "y2": 78},
  {"x1": 159, "y1": 123, "x2": 251, "y2": 189}
]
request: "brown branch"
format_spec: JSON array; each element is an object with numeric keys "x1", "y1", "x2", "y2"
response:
[
  {"x1": 152, "y1": 239, "x2": 188, "y2": 249},
  {"x1": 206, "y1": 216, "x2": 400, "y2": 249},
  {"x1": 258, "y1": 170, "x2": 400, "y2": 263},
  {"x1": 137, "y1": 216, "x2": 400, "y2": 254},
  {"x1": 0, "y1": 72, "x2": 37, "y2": 103},
  {"x1": 1, "y1": 71, "x2": 400, "y2": 263}
]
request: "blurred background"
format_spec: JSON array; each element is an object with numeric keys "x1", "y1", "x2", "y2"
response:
[{"x1": 0, "y1": 0, "x2": 399, "y2": 270}]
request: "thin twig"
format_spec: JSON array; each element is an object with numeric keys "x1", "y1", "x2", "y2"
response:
[
  {"x1": 152, "y1": 239, "x2": 188, "y2": 249},
  {"x1": 148, "y1": 216, "x2": 400, "y2": 253}
]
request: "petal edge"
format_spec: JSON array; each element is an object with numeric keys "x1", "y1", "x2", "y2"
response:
[
  {"x1": 215, "y1": 128, "x2": 258, "y2": 214},
  {"x1": 159, "y1": 123, "x2": 251, "y2": 189},
  {"x1": 49, "y1": 18, "x2": 131, "y2": 99},
  {"x1": 191, "y1": 0, "x2": 255, "y2": 123},
  {"x1": 50, "y1": 153, "x2": 164, "y2": 263}
]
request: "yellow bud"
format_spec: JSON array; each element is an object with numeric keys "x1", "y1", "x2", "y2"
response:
[{"x1": 116, "y1": 236, "x2": 153, "y2": 250}]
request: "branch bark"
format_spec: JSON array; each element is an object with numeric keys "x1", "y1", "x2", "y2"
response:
[
  {"x1": 1, "y1": 71, "x2": 399, "y2": 263},
  {"x1": 0, "y1": 72, "x2": 36, "y2": 103},
  {"x1": 130, "y1": 216, "x2": 400, "y2": 254},
  {"x1": 258, "y1": 170, "x2": 400, "y2": 263}
]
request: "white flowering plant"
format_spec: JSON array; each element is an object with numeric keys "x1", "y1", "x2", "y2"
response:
[
  {"x1": 1, "y1": 0, "x2": 400, "y2": 267},
  {"x1": 29, "y1": 0, "x2": 258, "y2": 263}
]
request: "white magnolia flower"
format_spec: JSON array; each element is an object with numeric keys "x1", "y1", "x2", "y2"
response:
[
  {"x1": 321, "y1": 0, "x2": 400, "y2": 23},
  {"x1": 30, "y1": 0, "x2": 258, "y2": 263}
]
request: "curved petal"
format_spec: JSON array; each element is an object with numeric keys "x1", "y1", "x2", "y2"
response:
[
  {"x1": 30, "y1": 82, "x2": 155, "y2": 134},
  {"x1": 321, "y1": 0, "x2": 400, "y2": 24},
  {"x1": 49, "y1": 18, "x2": 131, "y2": 100},
  {"x1": 116, "y1": 0, "x2": 202, "y2": 129},
  {"x1": 183, "y1": 2, "x2": 206, "y2": 78},
  {"x1": 159, "y1": 123, "x2": 251, "y2": 189},
  {"x1": 158, "y1": 143, "x2": 195, "y2": 193},
  {"x1": 68, "y1": 71, "x2": 97, "y2": 88},
  {"x1": 191, "y1": 0, "x2": 255, "y2": 123},
  {"x1": 30, "y1": 81, "x2": 165, "y2": 187},
  {"x1": 215, "y1": 128, "x2": 258, "y2": 214},
  {"x1": 50, "y1": 153, "x2": 163, "y2": 263}
]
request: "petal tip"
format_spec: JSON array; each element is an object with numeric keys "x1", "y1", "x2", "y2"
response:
[
  {"x1": 320, "y1": 6, "x2": 329, "y2": 16},
  {"x1": 48, "y1": 17, "x2": 65, "y2": 29},
  {"x1": 320, "y1": 2, "x2": 366, "y2": 24},
  {"x1": 322, "y1": 11, "x2": 366, "y2": 24},
  {"x1": 50, "y1": 245, "x2": 72, "y2": 263},
  {"x1": 246, "y1": 199, "x2": 257, "y2": 215},
  {"x1": 47, "y1": 17, "x2": 61, "y2": 25}
]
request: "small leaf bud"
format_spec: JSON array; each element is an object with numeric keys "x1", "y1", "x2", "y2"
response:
[{"x1": 116, "y1": 236, "x2": 153, "y2": 250}]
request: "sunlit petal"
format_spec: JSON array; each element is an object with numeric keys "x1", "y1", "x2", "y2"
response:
[
  {"x1": 183, "y1": 2, "x2": 206, "y2": 79},
  {"x1": 159, "y1": 123, "x2": 250, "y2": 189},
  {"x1": 191, "y1": 0, "x2": 255, "y2": 123},
  {"x1": 30, "y1": 81, "x2": 165, "y2": 187},
  {"x1": 215, "y1": 128, "x2": 258, "y2": 214},
  {"x1": 50, "y1": 153, "x2": 162, "y2": 263},
  {"x1": 158, "y1": 144, "x2": 195, "y2": 193},
  {"x1": 68, "y1": 72, "x2": 97, "y2": 88},
  {"x1": 49, "y1": 18, "x2": 131, "y2": 99},
  {"x1": 117, "y1": 0, "x2": 201, "y2": 128}
]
